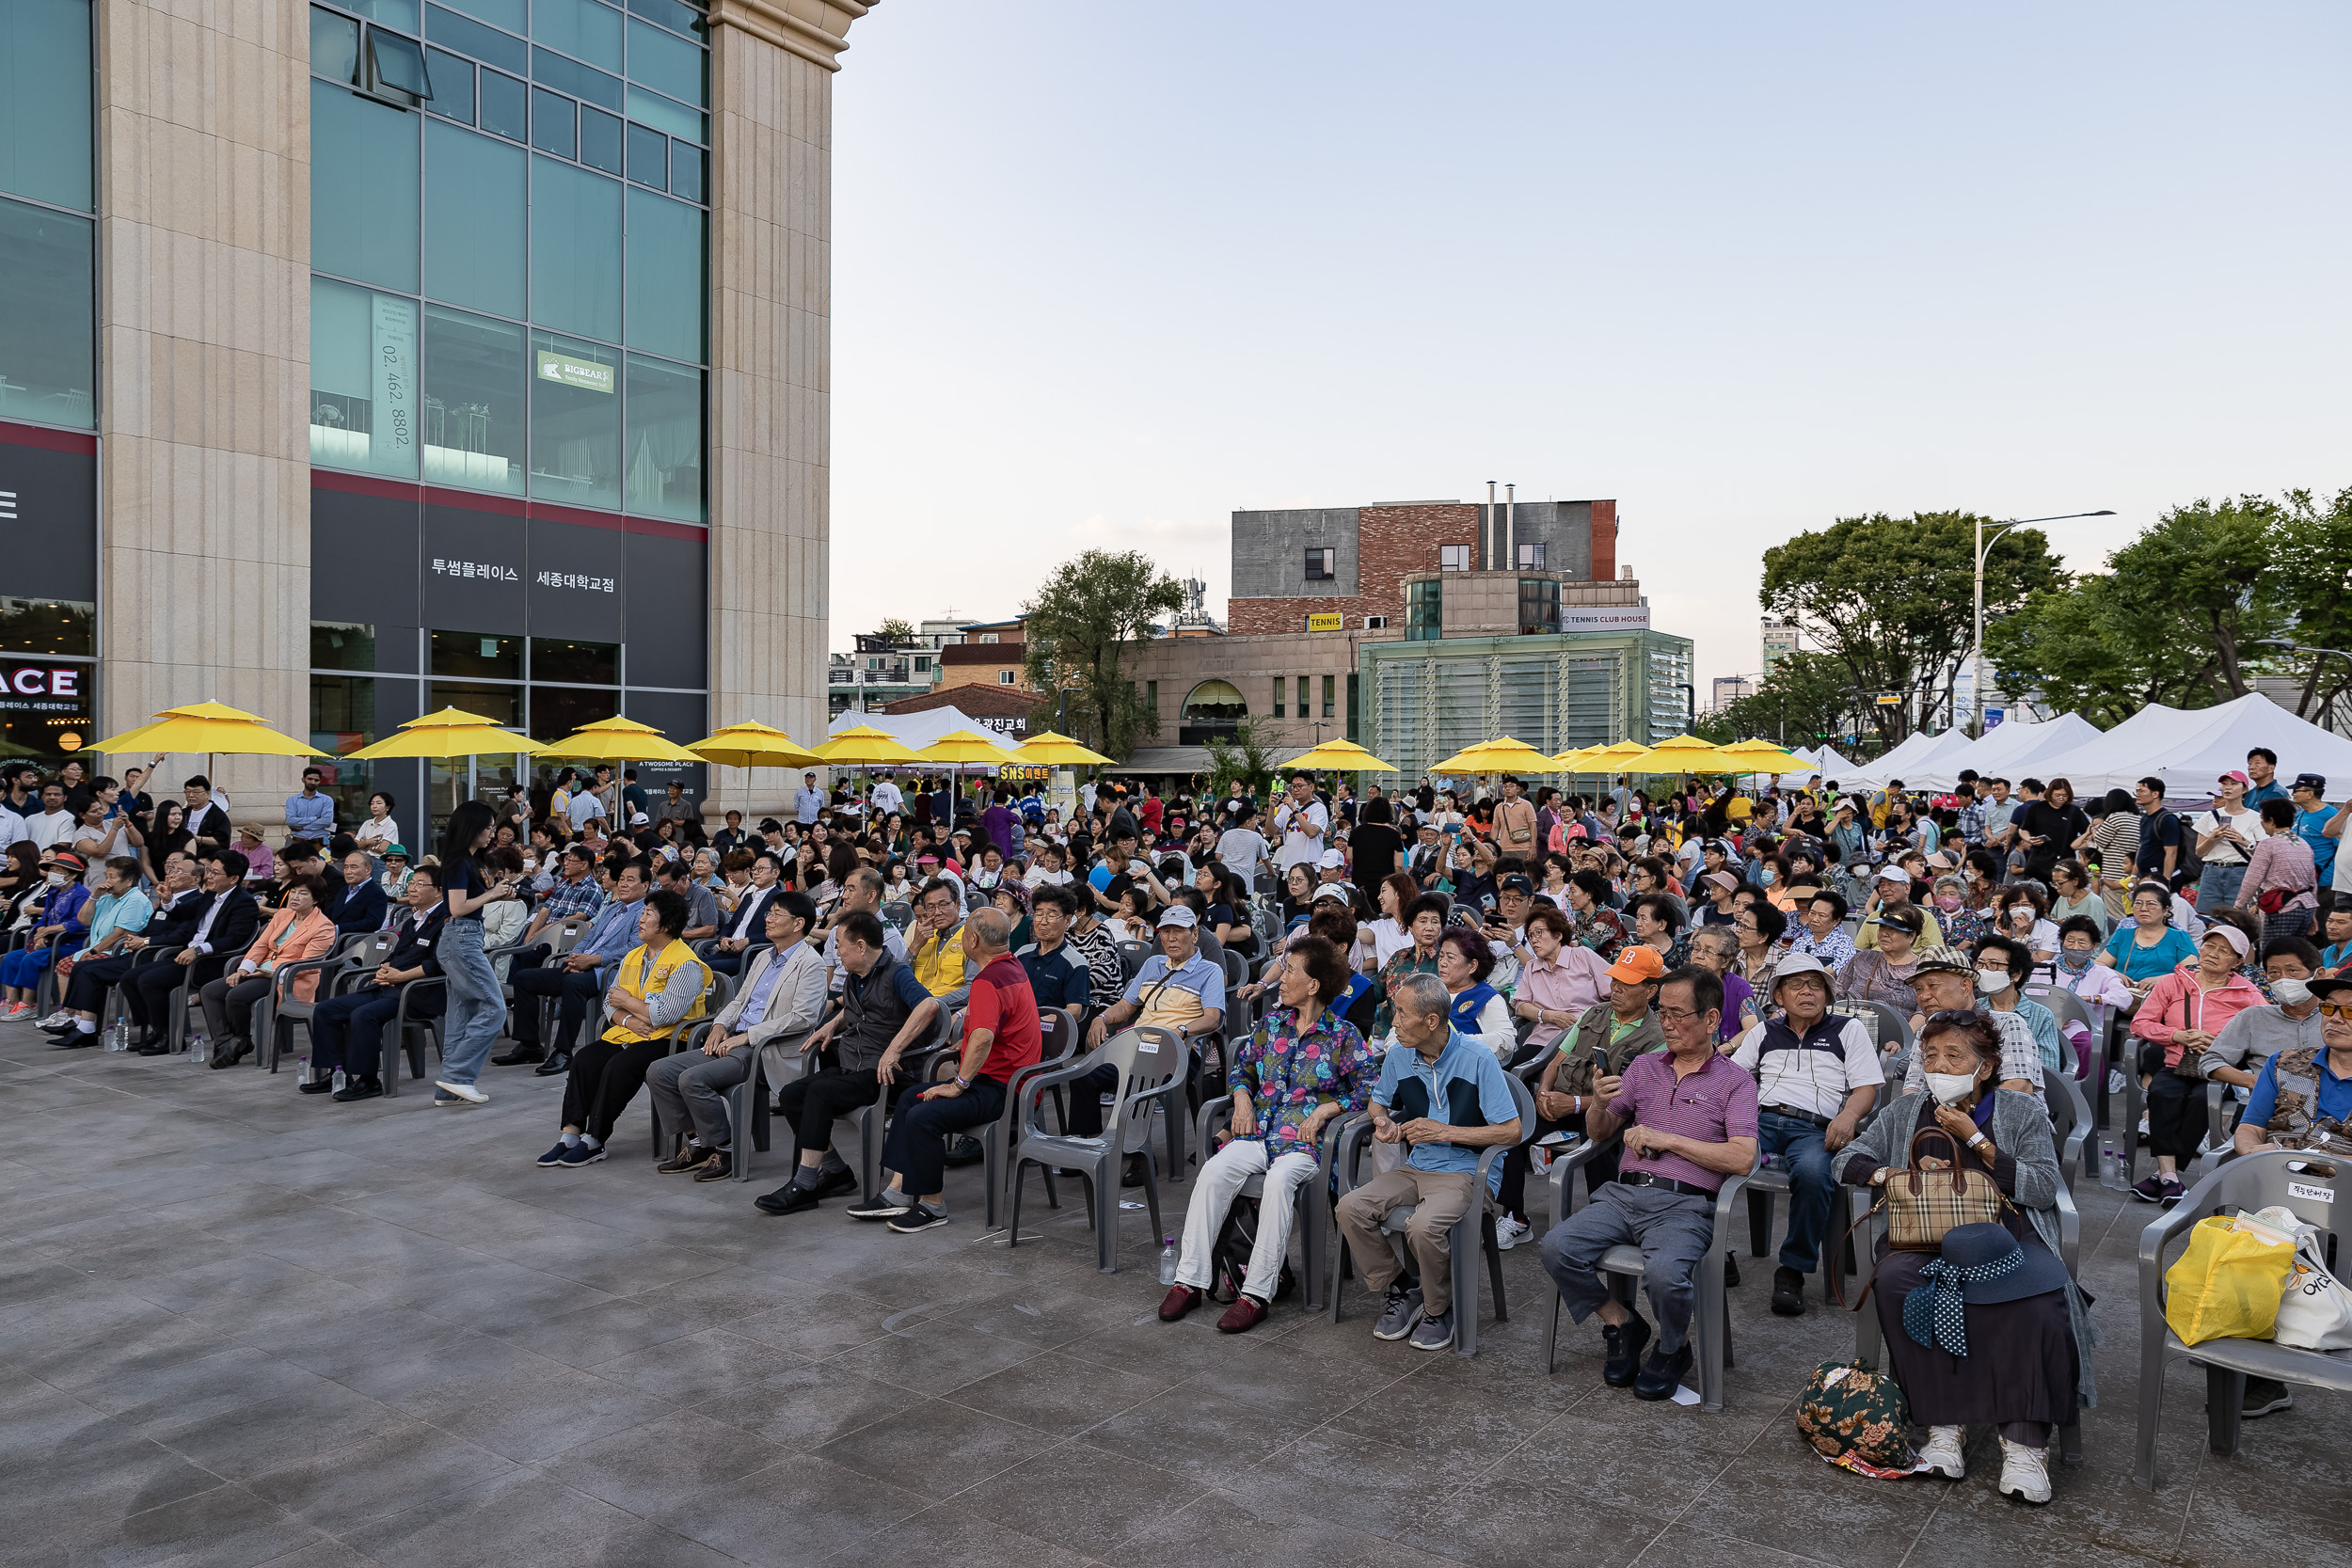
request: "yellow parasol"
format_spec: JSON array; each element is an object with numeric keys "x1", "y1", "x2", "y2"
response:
[
  {"x1": 1716, "y1": 737, "x2": 1815, "y2": 777},
  {"x1": 913, "y1": 730, "x2": 1026, "y2": 837},
  {"x1": 1617, "y1": 734, "x2": 1741, "y2": 774},
  {"x1": 1429, "y1": 736, "x2": 1556, "y2": 776},
  {"x1": 816, "y1": 724, "x2": 926, "y2": 768},
  {"x1": 1553, "y1": 739, "x2": 1652, "y2": 772},
  {"x1": 1009, "y1": 730, "x2": 1115, "y2": 768},
  {"x1": 344, "y1": 706, "x2": 550, "y2": 760},
  {"x1": 686, "y1": 720, "x2": 823, "y2": 770},
  {"x1": 1276, "y1": 738, "x2": 1399, "y2": 773},
  {"x1": 87, "y1": 701, "x2": 324, "y2": 760},
  {"x1": 537, "y1": 714, "x2": 707, "y2": 764}
]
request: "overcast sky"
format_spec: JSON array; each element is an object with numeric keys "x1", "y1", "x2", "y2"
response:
[{"x1": 830, "y1": 3, "x2": 2350, "y2": 689}]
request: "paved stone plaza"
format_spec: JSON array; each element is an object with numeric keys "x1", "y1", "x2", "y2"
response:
[{"x1": 3, "y1": 1022, "x2": 2343, "y2": 1568}]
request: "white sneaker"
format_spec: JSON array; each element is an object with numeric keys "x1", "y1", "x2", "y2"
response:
[
  {"x1": 2106, "y1": 1068, "x2": 2126, "y2": 1096},
  {"x1": 1997, "y1": 1436, "x2": 2051, "y2": 1504},
  {"x1": 1493, "y1": 1215, "x2": 1533, "y2": 1251},
  {"x1": 1917, "y1": 1425, "x2": 1965, "y2": 1480},
  {"x1": 433, "y1": 1080, "x2": 489, "y2": 1104}
]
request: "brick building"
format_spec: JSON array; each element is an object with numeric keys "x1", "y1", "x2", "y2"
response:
[{"x1": 1226, "y1": 499, "x2": 1620, "y2": 635}]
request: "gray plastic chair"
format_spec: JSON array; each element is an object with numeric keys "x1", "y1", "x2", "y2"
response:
[
  {"x1": 1329, "y1": 1073, "x2": 1537, "y2": 1358},
  {"x1": 1005, "y1": 1026, "x2": 1187, "y2": 1273},
  {"x1": 2045, "y1": 1066, "x2": 2099, "y2": 1194},
  {"x1": 1189, "y1": 1093, "x2": 1345, "y2": 1310},
  {"x1": 1116, "y1": 941, "x2": 1153, "y2": 983},
  {"x1": 381, "y1": 976, "x2": 447, "y2": 1097},
  {"x1": 1541, "y1": 1132, "x2": 1747, "y2": 1410},
  {"x1": 262, "y1": 930, "x2": 388, "y2": 1075},
  {"x1": 2134, "y1": 1148, "x2": 2351, "y2": 1488},
  {"x1": 168, "y1": 940, "x2": 256, "y2": 1055}
]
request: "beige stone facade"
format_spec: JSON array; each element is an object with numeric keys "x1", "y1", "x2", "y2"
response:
[{"x1": 94, "y1": 0, "x2": 313, "y2": 808}]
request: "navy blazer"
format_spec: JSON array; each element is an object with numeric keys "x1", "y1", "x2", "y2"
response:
[{"x1": 328, "y1": 877, "x2": 389, "y2": 935}]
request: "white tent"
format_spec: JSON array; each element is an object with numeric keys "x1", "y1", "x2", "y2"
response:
[
  {"x1": 1841, "y1": 728, "x2": 1975, "y2": 790},
  {"x1": 2027, "y1": 692, "x2": 2352, "y2": 801},
  {"x1": 1902, "y1": 712, "x2": 2104, "y2": 791},
  {"x1": 826, "y1": 705, "x2": 1012, "y2": 752},
  {"x1": 1807, "y1": 745, "x2": 1859, "y2": 780}
]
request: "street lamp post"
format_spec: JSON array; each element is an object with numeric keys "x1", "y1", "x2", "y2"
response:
[{"x1": 1972, "y1": 510, "x2": 2115, "y2": 737}]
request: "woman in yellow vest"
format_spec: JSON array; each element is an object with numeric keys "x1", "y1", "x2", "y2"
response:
[{"x1": 537, "y1": 888, "x2": 708, "y2": 1167}]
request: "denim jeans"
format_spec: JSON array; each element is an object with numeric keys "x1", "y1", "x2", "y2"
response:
[
  {"x1": 2198, "y1": 862, "x2": 2246, "y2": 912},
  {"x1": 436, "y1": 917, "x2": 503, "y2": 1086},
  {"x1": 1755, "y1": 1109, "x2": 1837, "y2": 1275}
]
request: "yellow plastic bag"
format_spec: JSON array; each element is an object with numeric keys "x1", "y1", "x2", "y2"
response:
[{"x1": 2163, "y1": 1213, "x2": 2297, "y2": 1346}]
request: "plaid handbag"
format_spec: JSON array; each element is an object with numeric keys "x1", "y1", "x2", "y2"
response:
[{"x1": 1881, "y1": 1126, "x2": 2010, "y2": 1250}]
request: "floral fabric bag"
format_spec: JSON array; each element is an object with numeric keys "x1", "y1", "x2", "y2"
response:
[{"x1": 1797, "y1": 1360, "x2": 1915, "y2": 1477}]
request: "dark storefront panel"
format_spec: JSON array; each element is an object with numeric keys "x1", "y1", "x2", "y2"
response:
[
  {"x1": 310, "y1": 484, "x2": 421, "y2": 634},
  {"x1": 525, "y1": 515, "x2": 627, "y2": 640},
  {"x1": 0, "y1": 432, "x2": 98, "y2": 604},
  {"x1": 420, "y1": 502, "x2": 530, "y2": 634},
  {"x1": 621, "y1": 528, "x2": 706, "y2": 689}
]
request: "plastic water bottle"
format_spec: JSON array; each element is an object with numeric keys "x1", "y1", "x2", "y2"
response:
[
  {"x1": 103, "y1": 1018, "x2": 124, "y2": 1051},
  {"x1": 188, "y1": 1030, "x2": 209, "y2": 1065},
  {"x1": 1158, "y1": 1238, "x2": 1179, "y2": 1286}
]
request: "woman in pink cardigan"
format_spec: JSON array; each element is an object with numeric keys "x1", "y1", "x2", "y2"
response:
[
  {"x1": 2127, "y1": 924, "x2": 2267, "y2": 1203},
  {"x1": 198, "y1": 875, "x2": 340, "y2": 1069},
  {"x1": 2241, "y1": 798, "x2": 2318, "y2": 944}
]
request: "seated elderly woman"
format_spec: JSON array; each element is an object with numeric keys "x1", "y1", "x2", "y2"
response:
[
  {"x1": 1836, "y1": 1009, "x2": 2094, "y2": 1507},
  {"x1": 1160, "y1": 935, "x2": 1378, "y2": 1333},
  {"x1": 1433, "y1": 927, "x2": 1514, "y2": 1060}
]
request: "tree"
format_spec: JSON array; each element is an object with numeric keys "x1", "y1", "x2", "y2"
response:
[
  {"x1": 1202, "y1": 713, "x2": 1281, "y2": 800},
  {"x1": 1760, "y1": 512, "x2": 2068, "y2": 746},
  {"x1": 873, "y1": 616, "x2": 915, "y2": 643},
  {"x1": 1714, "y1": 653, "x2": 1859, "y2": 748},
  {"x1": 2263, "y1": 486, "x2": 2352, "y2": 719},
  {"x1": 1020, "y1": 549, "x2": 1184, "y2": 762},
  {"x1": 1984, "y1": 495, "x2": 2288, "y2": 723}
]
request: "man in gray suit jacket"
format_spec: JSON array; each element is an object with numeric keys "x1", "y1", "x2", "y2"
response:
[{"x1": 649, "y1": 892, "x2": 825, "y2": 1181}]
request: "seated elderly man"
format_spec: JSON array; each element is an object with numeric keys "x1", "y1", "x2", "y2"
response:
[
  {"x1": 1334, "y1": 971, "x2": 1523, "y2": 1354},
  {"x1": 1160, "y1": 935, "x2": 1377, "y2": 1332},
  {"x1": 1724, "y1": 953, "x2": 1882, "y2": 1317},
  {"x1": 326, "y1": 848, "x2": 389, "y2": 935},
  {"x1": 1539, "y1": 966, "x2": 1758, "y2": 1400},
  {"x1": 650, "y1": 890, "x2": 826, "y2": 1181},
  {"x1": 755, "y1": 910, "x2": 941, "y2": 1215},
  {"x1": 847, "y1": 906, "x2": 1041, "y2": 1233},
  {"x1": 1893, "y1": 944, "x2": 2046, "y2": 1103},
  {"x1": 1080, "y1": 904, "x2": 1227, "y2": 1142}
]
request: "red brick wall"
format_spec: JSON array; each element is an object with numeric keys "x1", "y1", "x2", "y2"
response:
[
  {"x1": 1590, "y1": 499, "x2": 1616, "y2": 582},
  {"x1": 1228, "y1": 502, "x2": 1480, "y2": 634}
]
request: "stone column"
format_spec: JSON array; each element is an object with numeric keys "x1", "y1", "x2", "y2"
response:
[
  {"x1": 704, "y1": 0, "x2": 870, "y2": 821},
  {"x1": 94, "y1": 0, "x2": 311, "y2": 824}
]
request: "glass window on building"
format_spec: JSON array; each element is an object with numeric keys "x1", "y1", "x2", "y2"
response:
[
  {"x1": 312, "y1": 80, "x2": 420, "y2": 293},
  {"x1": 1438, "y1": 544, "x2": 1470, "y2": 572},
  {"x1": 1517, "y1": 541, "x2": 1547, "y2": 569},
  {"x1": 529, "y1": 330, "x2": 621, "y2": 508},
  {"x1": 1271, "y1": 677, "x2": 1284, "y2": 719},
  {"x1": 427, "y1": 679, "x2": 522, "y2": 826},
  {"x1": 311, "y1": 621, "x2": 379, "y2": 670},
  {"x1": 310, "y1": 673, "x2": 382, "y2": 826},
  {"x1": 0, "y1": 197, "x2": 94, "y2": 429},
  {"x1": 530, "y1": 154, "x2": 623, "y2": 342},
  {"x1": 528, "y1": 681, "x2": 615, "y2": 741},
  {"x1": 310, "y1": 277, "x2": 420, "y2": 478},
  {"x1": 534, "y1": 0, "x2": 622, "y2": 71},
  {"x1": 422, "y1": 306, "x2": 526, "y2": 492},
  {"x1": 430, "y1": 628, "x2": 521, "y2": 678},
  {"x1": 0, "y1": 598, "x2": 94, "y2": 657},
  {"x1": 1518, "y1": 578, "x2": 1559, "y2": 634},
  {"x1": 1180, "y1": 680, "x2": 1247, "y2": 746},
  {"x1": 625, "y1": 185, "x2": 704, "y2": 363},
  {"x1": 423, "y1": 118, "x2": 525, "y2": 317},
  {"x1": 626, "y1": 15, "x2": 703, "y2": 103},
  {"x1": 622, "y1": 353, "x2": 701, "y2": 522},
  {"x1": 1321, "y1": 673, "x2": 1335, "y2": 719},
  {"x1": 1, "y1": 0, "x2": 95, "y2": 213},
  {"x1": 530, "y1": 636, "x2": 616, "y2": 684},
  {"x1": 1406, "y1": 579, "x2": 1441, "y2": 641}
]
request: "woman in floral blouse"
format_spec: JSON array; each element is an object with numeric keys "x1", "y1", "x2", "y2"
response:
[
  {"x1": 1159, "y1": 934, "x2": 1377, "y2": 1335},
  {"x1": 1563, "y1": 869, "x2": 1626, "y2": 959}
]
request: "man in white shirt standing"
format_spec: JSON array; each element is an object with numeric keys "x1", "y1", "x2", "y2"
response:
[
  {"x1": 1271, "y1": 773, "x2": 1328, "y2": 876},
  {"x1": 25, "y1": 781, "x2": 76, "y2": 852},
  {"x1": 564, "y1": 782, "x2": 607, "y2": 837},
  {"x1": 869, "y1": 771, "x2": 904, "y2": 817},
  {"x1": 794, "y1": 771, "x2": 826, "y2": 826}
]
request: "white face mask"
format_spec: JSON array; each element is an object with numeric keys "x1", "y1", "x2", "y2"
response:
[
  {"x1": 2272, "y1": 977, "x2": 2312, "y2": 1006},
  {"x1": 1976, "y1": 968, "x2": 2011, "y2": 994},
  {"x1": 45, "y1": 871, "x2": 69, "y2": 887},
  {"x1": 1925, "y1": 1071, "x2": 1979, "y2": 1106}
]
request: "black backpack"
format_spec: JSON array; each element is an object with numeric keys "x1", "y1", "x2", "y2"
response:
[{"x1": 1205, "y1": 1196, "x2": 1298, "y2": 1305}]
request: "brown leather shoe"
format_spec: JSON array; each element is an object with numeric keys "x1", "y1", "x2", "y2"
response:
[
  {"x1": 1216, "y1": 1294, "x2": 1269, "y2": 1335},
  {"x1": 1157, "y1": 1283, "x2": 1201, "y2": 1322}
]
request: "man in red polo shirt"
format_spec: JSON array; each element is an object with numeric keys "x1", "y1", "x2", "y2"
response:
[{"x1": 850, "y1": 905, "x2": 1040, "y2": 1233}]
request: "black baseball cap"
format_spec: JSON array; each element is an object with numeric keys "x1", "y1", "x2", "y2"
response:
[
  {"x1": 2295, "y1": 772, "x2": 2328, "y2": 794},
  {"x1": 1499, "y1": 874, "x2": 1535, "y2": 895}
]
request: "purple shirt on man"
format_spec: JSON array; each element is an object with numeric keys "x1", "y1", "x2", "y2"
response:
[{"x1": 1607, "y1": 1050, "x2": 1758, "y2": 1194}]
